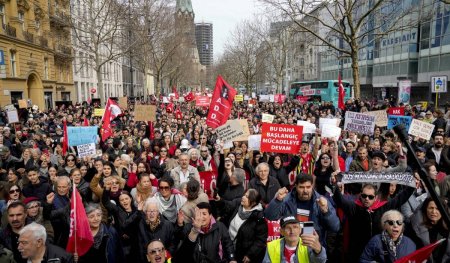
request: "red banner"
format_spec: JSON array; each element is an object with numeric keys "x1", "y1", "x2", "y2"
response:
[
  {"x1": 265, "y1": 219, "x2": 281, "y2": 242},
  {"x1": 206, "y1": 75, "x2": 237, "y2": 128},
  {"x1": 338, "y1": 73, "x2": 345, "y2": 110},
  {"x1": 296, "y1": 96, "x2": 309, "y2": 103},
  {"x1": 195, "y1": 96, "x2": 210, "y2": 107},
  {"x1": 67, "y1": 187, "x2": 94, "y2": 256},
  {"x1": 274, "y1": 94, "x2": 286, "y2": 104},
  {"x1": 260, "y1": 123, "x2": 303, "y2": 154},
  {"x1": 394, "y1": 239, "x2": 445, "y2": 263},
  {"x1": 388, "y1": 107, "x2": 405, "y2": 116},
  {"x1": 199, "y1": 171, "x2": 217, "y2": 199}
]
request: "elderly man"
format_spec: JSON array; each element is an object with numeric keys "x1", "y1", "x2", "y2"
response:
[
  {"x1": 170, "y1": 153, "x2": 200, "y2": 189},
  {"x1": 0, "y1": 202, "x2": 28, "y2": 263},
  {"x1": 263, "y1": 216, "x2": 326, "y2": 263},
  {"x1": 199, "y1": 146, "x2": 215, "y2": 171},
  {"x1": 18, "y1": 222, "x2": 73, "y2": 263}
]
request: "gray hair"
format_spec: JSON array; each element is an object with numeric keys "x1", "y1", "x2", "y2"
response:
[
  {"x1": 143, "y1": 198, "x2": 159, "y2": 213},
  {"x1": 179, "y1": 152, "x2": 190, "y2": 160},
  {"x1": 85, "y1": 203, "x2": 102, "y2": 215},
  {"x1": 19, "y1": 222, "x2": 47, "y2": 243},
  {"x1": 381, "y1": 210, "x2": 404, "y2": 228},
  {"x1": 121, "y1": 154, "x2": 131, "y2": 165},
  {"x1": 255, "y1": 162, "x2": 270, "y2": 174},
  {"x1": 142, "y1": 138, "x2": 150, "y2": 145},
  {"x1": 188, "y1": 148, "x2": 199, "y2": 158},
  {"x1": 233, "y1": 168, "x2": 246, "y2": 184},
  {"x1": 56, "y1": 176, "x2": 72, "y2": 188}
]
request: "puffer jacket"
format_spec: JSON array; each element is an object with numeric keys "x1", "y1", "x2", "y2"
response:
[{"x1": 360, "y1": 233, "x2": 416, "y2": 263}]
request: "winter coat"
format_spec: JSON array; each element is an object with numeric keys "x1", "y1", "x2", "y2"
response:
[
  {"x1": 0, "y1": 243, "x2": 15, "y2": 263},
  {"x1": 349, "y1": 158, "x2": 373, "y2": 172},
  {"x1": 332, "y1": 186, "x2": 415, "y2": 263},
  {"x1": 170, "y1": 165, "x2": 200, "y2": 190},
  {"x1": 265, "y1": 189, "x2": 340, "y2": 247},
  {"x1": 78, "y1": 224, "x2": 124, "y2": 263},
  {"x1": 21, "y1": 177, "x2": 52, "y2": 202},
  {"x1": 217, "y1": 154, "x2": 245, "y2": 201},
  {"x1": 268, "y1": 155, "x2": 300, "y2": 188},
  {"x1": 42, "y1": 244, "x2": 74, "y2": 263},
  {"x1": 360, "y1": 234, "x2": 416, "y2": 263},
  {"x1": 248, "y1": 176, "x2": 281, "y2": 206},
  {"x1": 77, "y1": 179, "x2": 91, "y2": 202}
]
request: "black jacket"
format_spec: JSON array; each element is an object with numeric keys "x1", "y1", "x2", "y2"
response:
[
  {"x1": 268, "y1": 155, "x2": 299, "y2": 188},
  {"x1": 77, "y1": 179, "x2": 92, "y2": 202},
  {"x1": 43, "y1": 243, "x2": 74, "y2": 263},
  {"x1": 21, "y1": 177, "x2": 53, "y2": 202},
  {"x1": 248, "y1": 176, "x2": 280, "y2": 206},
  {"x1": 175, "y1": 220, "x2": 236, "y2": 263}
]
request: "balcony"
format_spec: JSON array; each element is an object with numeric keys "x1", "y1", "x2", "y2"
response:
[
  {"x1": 5, "y1": 24, "x2": 17, "y2": 38},
  {"x1": 50, "y1": 10, "x2": 70, "y2": 27},
  {"x1": 38, "y1": 36, "x2": 48, "y2": 48},
  {"x1": 23, "y1": 31, "x2": 34, "y2": 44},
  {"x1": 54, "y1": 44, "x2": 72, "y2": 60}
]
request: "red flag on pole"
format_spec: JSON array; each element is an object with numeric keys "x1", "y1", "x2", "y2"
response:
[
  {"x1": 338, "y1": 74, "x2": 345, "y2": 110},
  {"x1": 172, "y1": 86, "x2": 179, "y2": 100},
  {"x1": 82, "y1": 118, "x2": 89, "y2": 127},
  {"x1": 62, "y1": 120, "x2": 68, "y2": 156},
  {"x1": 184, "y1": 92, "x2": 195, "y2": 102},
  {"x1": 206, "y1": 75, "x2": 237, "y2": 128},
  {"x1": 148, "y1": 121, "x2": 154, "y2": 140},
  {"x1": 101, "y1": 98, "x2": 122, "y2": 142},
  {"x1": 66, "y1": 186, "x2": 94, "y2": 256},
  {"x1": 394, "y1": 239, "x2": 445, "y2": 263},
  {"x1": 166, "y1": 102, "x2": 174, "y2": 113}
]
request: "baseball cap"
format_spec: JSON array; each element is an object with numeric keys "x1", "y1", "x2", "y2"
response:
[
  {"x1": 371, "y1": 151, "x2": 386, "y2": 161},
  {"x1": 280, "y1": 216, "x2": 299, "y2": 228}
]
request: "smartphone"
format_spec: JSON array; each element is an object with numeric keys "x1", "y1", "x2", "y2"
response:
[{"x1": 302, "y1": 221, "x2": 314, "y2": 235}]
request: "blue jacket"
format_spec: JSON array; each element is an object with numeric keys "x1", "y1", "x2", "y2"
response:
[
  {"x1": 264, "y1": 189, "x2": 340, "y2": 245},
  {"x1": 360, "y1": 234, "x2": 416, "y2": 263}
]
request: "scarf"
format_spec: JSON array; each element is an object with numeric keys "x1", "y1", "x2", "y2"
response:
[
  {"x1": 92, "y1": 224, "x2": 105, "y2": 249},
  {"x1": 146, "y1": 215, "x2": 161, "y2": 232},
  {"x1": 157, "y1": 195, "x2": 177, "y2": 223},
  {"x1": 238, "y1": 203, "x2": 262, "y2": 220},
  {"x1": 136, "y1": 183, "x2": 153, "y2": 202},
  {"x1": 381, "y1": 230, "x2": 403, "y2": 258}
]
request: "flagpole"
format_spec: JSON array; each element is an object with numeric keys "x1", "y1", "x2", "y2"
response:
[{"x1": 73, "y1": 184, "x2": 78, "y2": 262}]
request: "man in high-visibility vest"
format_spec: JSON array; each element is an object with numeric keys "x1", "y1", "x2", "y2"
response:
[
  {"x1": 146, "y1": 239, "x2": 171, "y2": 263},
  {"x1": 263, "y1": 216, "x2": 327, "y2": 263}
]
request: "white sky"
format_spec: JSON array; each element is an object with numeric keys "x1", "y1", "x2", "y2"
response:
[{"x1": 191, "y1": 0, "x2": 260, "y2": 59}]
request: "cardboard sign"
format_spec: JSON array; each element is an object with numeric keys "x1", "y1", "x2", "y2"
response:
[
  {"x1": 118, "y1": 97, "x2": 128, "y2": 109},
  {"x1": 67, "y1": 126, "x2": 98, "y2": 147},
  {"x1": 195, "y1": 96, "x2": 210, "y2": 107},
  {"x1": 18, "y1": 99, "x2": 27, "y2": 109},
  {"x1": 134, "y1": 105, "x2": 156, "y2": 122},
  {"x1": 233, "y1": 119, "x2": 251, "y2": 141},
  {"x1": 260, "y1": 123, "x2": 303, "y2": 154},
  {"x1": 199, "y1": 171, "x2": 217, "y2": 199},
  {"x1": 387, "y1": 115, "x2": 412, "y2": 130},
  {"x1": 248, "y1": 135, "x2": 261, "y2": 150},
  {"x1": 260, "y1": 95, "x2": 270, "y2": 102},
  {"x1": 7, "y1": 110, "x2": 19, "y2": 123},
  {"x1": 77, "y1": 143, "x2": 96, "y2": 158},
  {"x1": 321, "y1": 124, "x2": 341, "y2": 140},
  {"x1": 341, "y1": 172, "x2": 415, "y2": 187},
  {"x1": 297, "y1": 121, "x2": 317, "y2": 134},
  {"x1": 344, "y1": 111, "x2": 376, "y2": 135},
  {"x1": 266, "y1": 219, "x2": 281, "y2": 242},
  {"x1": 408, "y1": 119, "x2": 435, "y2": 141},
  {"x1": 388, "y1": 107, "x2": 405, "y2": 116},
  {"x1": 216, "y1": 120, "x2": 247, "y2": 142},
  {"x1": 235, "y1": 95, "x2": 244, "y2": 102},
  {"x1": 319, "y1": 118, "x2": 340, "y2": 130},
  {"x1": 94, "y1": 109, "x2": 105, "y2": 117},
  {"x1": 367, "y1": 110, "x2": 388, "y2": 127},
  {"x1": 262, "y1": 114, "x2": 275, "y2": 123}
]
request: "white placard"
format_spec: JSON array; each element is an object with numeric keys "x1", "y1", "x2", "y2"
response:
[
  {"x1": 260, "y1": 95, "x2": 269, "y2": 101},
  {"x1": 244, "y1": 95, "x2": 250, "y2": 101},
  {"x1": 162, "y1": 97, "x2": 169, "y2": 103},
  {"x1": 269, "y1": 95, "x2": 275, "y2": 102},
  {"x1": 248, "y1": 135, "x2": 262, "y2": 150},
  {"x1": 321, "y1": 124, "x2": 341, "y2": 140},
  {"x1": 297, "y1": 120, "x2": 317, "y2": 134},
  {"x1": 216, "y1": 120, "x2": 249, "y2": 142},
  {"x1": 408, "y1": 119, "x2": 435, "y2": 141},
  {"x1": 262, "y1": 114, "x2": 275, "y2": 123},
  {"x1": 223, "y1": 140, "x2": 234, "y2": 149},
  {"x1": 7, "y1": 110, "x2": 19, "y2": 123},
  {"x1": 77, "y1": 143, "x2": 97, "y2": 158},
  {"x1": 319, "y1": 118, "x2": 341, "y2": 130},
  {"x1": 343, "y1": 111, "x2": 376, "y2": 135}
]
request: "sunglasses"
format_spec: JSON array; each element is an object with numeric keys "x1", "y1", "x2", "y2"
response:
[
  {"x1": 384, "y1": 220, "x2": 403, "y2": 226},
  {"x1": 67, "y1": 159, "x2": 75, "y2": 162},
  {"x1": 360, "y1": 194, "x2": 375, "y2": 200},
  {"x1": 148, "y1": 247, "x2": 165, "y2": 255},
  {"x1": 160, "y1": 150, "x2": 167, "y2": 152},
  {"x1": 159, "y1": 186, "x2": 170, "y2": 191},
  {"x1": 321, "y1": 157, "x2": 330, "y2": 160},
  {"x1": 235, "y1": 152, "x2": 242, "y2": 156},
  {"x1": 111, "y1": 181, "x2": 120, "y2": 185},
  {"x1": 201, "y1": 150, "x2": 208, "y2": 152},
  {"x1": 9, "y1": 189, "x2": 20, "y2": 194}
]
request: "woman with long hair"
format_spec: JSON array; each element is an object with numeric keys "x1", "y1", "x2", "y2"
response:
[
  {"x1": 130, "y1": 173, "x2": 155, "y2": 208},
  {"x1": 217, "y1": 148, "x2": 246, "y2": 201}
]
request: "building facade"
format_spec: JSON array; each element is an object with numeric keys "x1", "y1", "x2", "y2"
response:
[
  {"x1": 0, "y1": 0, "x2": 74, "y2": 110},
  {"x1": 195, "y1": 22, "x2": 213, "y2": 88}
]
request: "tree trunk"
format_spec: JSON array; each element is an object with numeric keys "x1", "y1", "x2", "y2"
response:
[
  {"x1": 155, "y1": 74, "x2": 161, "y2": 97},
  {"x1": 350, "y1": 47, "x2": 361, "y2": 99},
  {"x1": 96, "y1": 68, "x2": 104, "y2": 105}
]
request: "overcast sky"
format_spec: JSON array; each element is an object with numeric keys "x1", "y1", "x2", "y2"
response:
[{"x1": 191, "y1": 0, "x2": 260, "y2": 59}]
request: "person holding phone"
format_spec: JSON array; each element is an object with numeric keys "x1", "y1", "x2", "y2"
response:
[{"x1": 263, "y1": 216, "x2": 326, "y2": 263}]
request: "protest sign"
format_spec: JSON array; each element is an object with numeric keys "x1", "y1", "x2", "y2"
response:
[
  {"x1": 244, "y1": 95, "x2": 249, "y2": 101},
  {"x1": 367, "y1": 110, "x2": 388, "y2": 127},
  {"x1": 199, "y1": 171, "x2": 217, "y2": 199},
  {"x1": 387, "y1": 115, "x2": 412, "y2": 130},
  {"x1": 297, "y1": 121, "x2": 317, "y2": 134},
  {"x1": 262, "y1": 114, "x2": 275, "y2": 123},
  {"x1": 134, "y1": 105, "x2": 156, "y2": 122},
  {"x1": 321, "y1": 124, "x2": 341, "y2": 140},
  {"x1": 234, "y1": 95, "x2": 244, "y2": 102},
  {"x1": 118, "y1": 97, "x2": 127, "y2": 109},
  {"x1": 93, "y1": 109, "x2": 105, "y2": 117},
  {"x1": 18, "y1": 100, "x2": 27, "y2": 109},
  {"x1": 388, "y1": 107, "x2": 404, "y2": 116},
  {"x1": 162, "y1": 97, "x2": 170, "y2": 103},
  {"x1": 216, "y1": 120, "x2": 247, "y2": 142},
  {"x1": 261, "y1": 123, "x2": 303, "y2": 154},
  {"x1": 67, "y1": 126, "x2": 98, "y2": 147},
  {"x1": 266, "y1": 219, "x2": 281, "y2": 242},
  {"x1": 223, "y1": 140, "x2": 233, "y2": 149},
  {"x1": 4, "y1": 104, "x2": 15, "y2": 111},
  {"x1": 408, "y1": 119, "x2": 435, "y2": 141},
  {"x1": 259, "y1": 95, "x2": 269, "y2": 101},
  {"x1": 248, "y1": 135, "x2": 261, "y2": 150},
  {"x1": 77, "y1": 143, "x2": 96, "y2": 158},
  {"x1": 233, "y1": 119, "x2": 251, "y2": 141},
  {"x1": 7, "y1": 110, "x2": 19, "y2": 123},
  {"x1": 319, "y1": 118, "x2": 340, "y2": 130},
  {"x1": 195, "y1": 96, "x2": 210, "y2": 107},
  {"x1": 341, "y1": 172, "x2": 415, "y2": 187},
  {"x1": 269, "y1": 95, "x2": 275, "y2": 102},
  {"x1": 32, "y1": 105, "x2": 39, "y2": 111},
  {"x1": 344, "y1": 111, "x2": 376, "y2": 135}
]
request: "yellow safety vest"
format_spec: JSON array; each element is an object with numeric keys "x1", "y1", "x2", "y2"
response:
[{"x1": 267, "y1": 238, "x2": 309, "y2": 263}]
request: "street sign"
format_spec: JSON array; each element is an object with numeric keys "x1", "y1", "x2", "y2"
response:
[{"x1": 431, "y1": 76, "x2": 447, "y2": 93}]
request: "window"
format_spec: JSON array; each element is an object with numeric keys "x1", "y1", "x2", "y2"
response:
[
  {"x1": 18, "y1": 12, "x2": 25, "y2": 31},
  {"x1": 61, "y1": 92, "x2": 71, "y2": 101},
  {"x1": 0, "y1": 4, "x2": 5, "y2": 29},
  {"x1": 44, "y1": 58, "x2": 49, "y2": 79},
  {"x1": 10, "y1": 50, "x2": 16, "y2": 77}
]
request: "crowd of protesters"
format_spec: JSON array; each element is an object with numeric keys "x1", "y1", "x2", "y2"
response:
[{"x1": 0, "y1": 95, "x2": 450, "y2": 263}]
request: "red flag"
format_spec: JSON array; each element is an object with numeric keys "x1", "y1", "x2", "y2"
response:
[
  {"x1": 338, "y1": 74, "x2": 345, "y2": 110},
  {"x1": 166, "y1": 102, "x2": 174, "y2": 113},
  {"x1": 148, "y1": 121, "x2": 154, "y2": 140},
  {"x1": 175, "y1": 107, "x2": 182, "y2": 120},
  {"x1": 83, "y1": 118, "x2": 89, "y2": 127},
  {"x1": 394, "y1": 239, "x2": 445, "y2": 263},
  {"x1": 62, "y1": 120, "x2": 68, "y2": 155},
  {"x1": 172, "y1": 86, "x2": 179, "y2": 100},
  {"x1": 101, "y1": 98, "x2": 122, "y2": 142},
  {"x1": 206, "y1": 75, "x2": 237, "y2": 128},
  {"x1": 184, "y1": 92, "x2": 195, "y2": 102},
  {"x1": 66, "y1": 186, "x2": 94, "y2": 256}
]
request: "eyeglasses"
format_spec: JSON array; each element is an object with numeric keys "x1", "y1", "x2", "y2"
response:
[
  {"x1": 321, "y1": 157, "x2": 330, "y2": 160},
  {"x1": 111, "y1": 181, "x2": 120, "y2": 185},
  {"x1": 360, "y1": 194, "x2": 375, "y2": 200},
  {"x1": 160, "y1": 150, "x2": 167, "y2": 152},
  {"x1": 9, "y1": 189, "x2": 20, "y2": 194},
  {"x1": 201, "y1": 137, "x2": 207, "y2": 139},
  {"x1": 384, "y1": 220, "x2": 403, "y2": 226},
  {"x1": 67, "y1": 159, "x2": 75, "y2": 162},
  {"x1": 148, "y1": 247, "x2": 165, "y2": 255},
  {"x1": 159, "y1": 186, "x2": 170, "y2": 191}
]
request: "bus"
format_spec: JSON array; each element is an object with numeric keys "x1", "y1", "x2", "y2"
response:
[{"x1": 289, "y1": 80, "x2": 352, "y2": 107}]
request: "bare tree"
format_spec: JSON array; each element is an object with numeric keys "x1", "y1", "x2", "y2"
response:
[
  {"x1": 213, "y1": 50, "x2": 244, "y2": 88},
  {"x1": 71, "y1": 0, "x2": 132, "y2": 102},
  {"x1": 259, "y1": 0, "x2": 418, "y2": 99}
]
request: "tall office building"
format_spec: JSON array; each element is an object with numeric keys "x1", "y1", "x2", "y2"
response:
[{"x1": 195, "y1": 22, "x2": 213, "y2": 87}]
